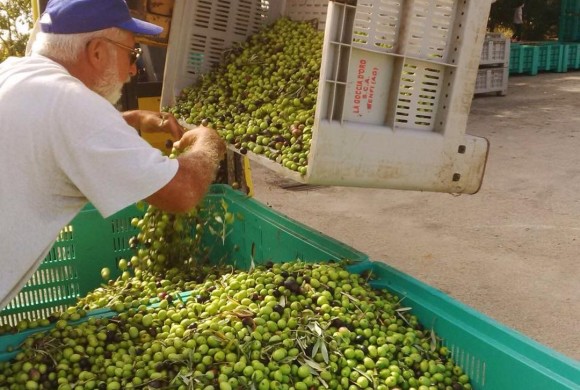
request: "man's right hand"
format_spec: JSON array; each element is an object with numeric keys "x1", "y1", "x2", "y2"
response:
[
  {"x1": 173, "y1": 126, "x2": 226, "y2": 157},
  {"x1": 145, "y1": 126, "x2": 226, "y2": 214}
]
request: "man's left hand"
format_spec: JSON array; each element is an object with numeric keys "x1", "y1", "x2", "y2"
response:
[{"x1": 123, "y1": 110, "x2": 185, "y2": 140}]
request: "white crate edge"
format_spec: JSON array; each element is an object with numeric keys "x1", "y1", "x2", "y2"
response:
[{"x1": 161, "y1": 0, "x2": 493, "y2": 194}]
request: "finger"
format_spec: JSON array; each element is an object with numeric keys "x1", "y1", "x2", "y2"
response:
[
  {"x1": 173, "y1": 130, "x2": 197, "y2": 150},
  {"x1": 158, "y1": 112, "x2": 170, "y2": 127},
  {"x1": 165, "y1": 116, "x2": 186, "y2": 140}
]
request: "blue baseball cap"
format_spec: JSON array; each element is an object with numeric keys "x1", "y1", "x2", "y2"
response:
[{"x1": 39, "y1": 0, "x2": 164, "y2": 35}]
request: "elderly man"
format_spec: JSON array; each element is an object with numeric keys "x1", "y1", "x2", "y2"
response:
[{"x1": 0, "y1": 0, "x2": 225, "y2": 309}]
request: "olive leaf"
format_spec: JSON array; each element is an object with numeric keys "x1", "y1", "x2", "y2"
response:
[
  {"x1": 307, "y1": 322, "x2": 323, "y2": 337},
  {"x1": 231, "y1": 307, "x2": 255, "y2": 318},
  {"x1": 353, "y1": 367, "x2": 374, "y2": 385},
  {"x1": 249, "y1": 242, "x2": 256, "y2": 272},
  {"x1": 295, "y1": 336, "x2": 308, "y2": 355},
  {"x1": 207, "y1": 225, "x2": 217, "y2": 236},
  {"x1": 312, "y1": 339, "x2": 320, "y2": 357},
  {"x1": 362, "y1": 269, "x2": 374, "y2": 282},
  {"x1": 340, "y1": 291, "x2": 361, "y2": 303},
  {"x1": 396, "y1": 307, "x2": 413, "y2": 327},
  {"x1": 320, "y1": 340, "x2": 329, "y2": 364},
  {"x1": 430, "y1": 328, "x2": 438, "y2": 352},
  {"x1": 303, "y1": 357, "x2": 323, "y2": 372}
]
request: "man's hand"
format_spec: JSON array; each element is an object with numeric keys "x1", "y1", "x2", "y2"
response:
[
  {"x1": 122, "y1": 110, "x2": 185, "y2": 140},
  {"x1": 174, "y1": 126, "x2": 226, "y2": 157},
  {"x1": 145, "y1": 125, "x2": 227, "y2": 213}
]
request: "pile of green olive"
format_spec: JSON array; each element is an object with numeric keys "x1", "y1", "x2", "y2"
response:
[
  {"x1": 0, "y1": 261, "x2": 472, "y2": 390},
  {"x1": 0, "y1": 184, "x2": 473, "y2": 390},
  {"x1": 165, "y1": 18, "x2": 323, "y2": 176}
]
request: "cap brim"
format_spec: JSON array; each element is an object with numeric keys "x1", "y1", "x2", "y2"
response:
[{"x1": 118, "y1": 18, "x2": 163, "y2": 35}]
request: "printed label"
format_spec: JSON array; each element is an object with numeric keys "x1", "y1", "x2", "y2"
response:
[
  {"x1": 344, "y1": 50, "x2": 393, "y2": 125},
  {"x1": 353, "y1": 59, "x2": 379, "y2": 115}
]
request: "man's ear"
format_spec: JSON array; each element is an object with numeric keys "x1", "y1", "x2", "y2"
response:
[{"x1": 85, "y1": 39, "x2": 109, "y2": 69}]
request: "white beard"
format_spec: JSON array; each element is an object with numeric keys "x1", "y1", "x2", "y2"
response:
[
  {"x1": 93, "y1": 66, "x2": 125, "y2": 105},
  {"x1": 92, "y1": 49, "x2": 131, "y2": 105}
]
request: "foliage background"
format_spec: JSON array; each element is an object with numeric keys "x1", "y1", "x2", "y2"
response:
[
  {"x1": 0, "y1": 0, "x2": 32, "y2": 62},
  {"x1": 488, "y1": 0, "x2": 561, "y2": 41}
]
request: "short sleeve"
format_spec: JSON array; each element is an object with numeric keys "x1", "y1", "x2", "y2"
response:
[{"x1": 48, "y1": 82, "x2": 179, "y2": 217}]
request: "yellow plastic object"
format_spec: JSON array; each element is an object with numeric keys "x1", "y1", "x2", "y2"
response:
[
  {"x1": 242, "y1": 155, "x2": 254, "y2": 197},
  {"x1": 137, "y1": 96, "x2": 174, "y2": 153},
  {"x1": 31, "y1": 0, "x2": 40, "y2": 20}
]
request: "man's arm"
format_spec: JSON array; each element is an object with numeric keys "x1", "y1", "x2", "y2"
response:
[{"x1": 145, "y1": 126, "x2": 226, "y2": 213}]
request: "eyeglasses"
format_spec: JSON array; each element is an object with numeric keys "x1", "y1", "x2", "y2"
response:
[{"x1": 100, "y1": 37, "x2": 142, "y2": 65}]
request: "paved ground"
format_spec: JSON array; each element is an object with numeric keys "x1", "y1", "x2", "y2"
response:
[{"x1": 249, "y1": 72, "x2": 580, "y2": 361}]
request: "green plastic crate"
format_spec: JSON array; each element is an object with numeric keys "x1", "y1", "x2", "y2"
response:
[
  {"x1": 0, "y1": 204, "x2": 144, "y2": 326},
  {"x1": 1, "y1": 185, "x2": 579, "y2": 389},
  {"x1": 561, "y1": 0, "x2": 580, "y2": 14},
  {"x1": 509, "y1": 44, "x2": 540, "y2": 75},
  {"x1": 199, "y1": 185, "x2": 368, "y2": 269},
  {"x1": 536, "y1": 43, "x2": 568, "y2": 72},
  {"x1": 562, "y1": 42, "x2": 580, "y2": 70},
  {"x1": 560, "y1": 14, "x2": 580, "y2": 42}
]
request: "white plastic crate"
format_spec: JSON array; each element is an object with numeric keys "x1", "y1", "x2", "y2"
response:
[
  {"x1": 480, "y1": 33, "x2": 511, "y2": 66},
  {"x1": 474, "y1": 67, "x2": 509, "y2": 96},
  {"x1": 162, "y1": 0, "x2": 493, "y2": 194}
]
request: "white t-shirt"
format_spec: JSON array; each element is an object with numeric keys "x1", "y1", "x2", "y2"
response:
[
  {"x1": 514, "y1": 6, "x2": 524, "y2": 24},
  {"x1": 0, "y1": 54, "x2": 179, "y2": 310}
]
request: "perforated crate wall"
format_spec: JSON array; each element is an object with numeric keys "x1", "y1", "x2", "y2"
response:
[
  {"x1": 164, "y1": 0, "x2": 267, "y2": 97},
  {"x1": 163, "y1": 0, "x2": 492, "y2": 194},
  {"x1": 558, "y1": 13, "x2": 580, "y2": 42},
  {"x1": 561, "y1": 0, "x2": 580, "y2": 14},
  {"x1": 564, "y1": 42, "x2": 580, "y2": 70},
  {"x1": 0, "y1": 205, "x2": 143, "y2": 326},
  {"x1": 474, "y1": 67, "x2": 508, "y2": 96},
  {"x1": 0, "y1": 227, "x2": 78, "y2": 325},
  {"x1": 317, "y1": 0, "x2": 466, "y2": 131},
  {"x1": 480, "y1": 33, "x2": 510, "y2": 66},
  {"x1": 163, "y1": 0, "x2": 330, "y2": 104},
  {"x1": 537, "y1": 43, "x2": 567, "y2": 72},
  {"x1": 509, "y1": 44, "x2": 539, "y2": 75}
]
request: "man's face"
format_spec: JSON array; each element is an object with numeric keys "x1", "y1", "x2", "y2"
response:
[
  {"x1": 93, "y1": 33, "x2": 136, "y2": 104},
  {"x1": 93, "y1": 56, "x2": 127, "y2": 104}
]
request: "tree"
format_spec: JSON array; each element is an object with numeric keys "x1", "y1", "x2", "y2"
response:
[
  {"x1": 488, "y1": 0, "x2": 560, "y2": 41},
  {"x1": 0, "y1": 0, "x2": 33, "y2": 62}
]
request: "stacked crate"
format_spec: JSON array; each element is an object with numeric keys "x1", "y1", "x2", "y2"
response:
[
  {"x1": 475, "y1": 32, "x2": 510, "y2": 96},
  {"x1": 561, "y1": 41, "x2": 580, "y2": 71},
  {"x1": 559, "y1": 0, "x2": 580, "y2": 43},
  {"x1": 510, "y1": 43, "x2": 539, "y2": 75},
  {"x1": 556, "y1": 0, "x2": 580, "y2": 73},
  {"x1": 509, "y1": 41, "x2": 580, "y2": 75},
  {"x1": 536, "y1": 42, "x2": 568, "y2": 73}
]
